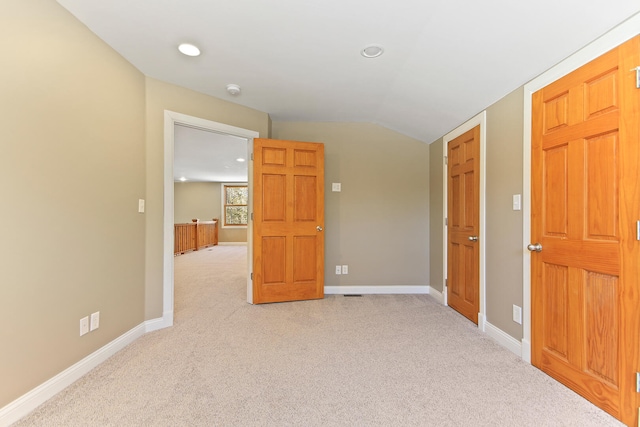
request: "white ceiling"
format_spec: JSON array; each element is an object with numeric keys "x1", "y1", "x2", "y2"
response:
[
  {"x1": 58, "y1": 0, "x2": 639, "y2": 144},
  {"x1": 173, "y1": 125, "x2": 248, "y2": 182}
]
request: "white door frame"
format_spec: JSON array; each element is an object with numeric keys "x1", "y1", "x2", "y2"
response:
[
  {"x1": 521, "y1": 15, "x2": 640, "y2": 363},
  {"x1": 442, "y1": 111, "x2": 487, "y2": 330},
  {"x1": 162, "y1": 111, "x2": 259, "y2": 326}
]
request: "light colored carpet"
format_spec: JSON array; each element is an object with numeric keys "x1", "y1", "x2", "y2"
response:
[{"x1": 16, "y1": 246, "x2": 623, "y2": 426}]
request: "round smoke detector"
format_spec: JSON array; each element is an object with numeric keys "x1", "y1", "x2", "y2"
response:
[{"x1": 226, "y1": 84, "x2": 241, "y2": 96}]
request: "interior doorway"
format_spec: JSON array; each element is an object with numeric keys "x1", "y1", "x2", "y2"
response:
[
  {"x1": 163, "y1": 111, "x2": 259, "y2": 325},
  {"x1": 446, "y1": 125, "x2": 480, "y2": 324},
  {"x1": 442, "y1": 111, "x2": 487, "y2": 329},
  {"x1": 174, "y1": 124, "x2": 249, "y2": 245}
]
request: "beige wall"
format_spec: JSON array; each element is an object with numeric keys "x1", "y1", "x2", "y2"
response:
[
  {"x1": 428, "y1": 87, "x2": 525, "y2": 340},
  {"x1": 485, "y1": 87, "x2": 524, "y2": 339},
  {"x1": 0, "y1": 0, "x2": 146, "y2": 407},
  {"x1": 428, "y1": 138, "x2": 444, "y2": 292},
  {"x1": 174, "y1": 182, "x2": 247, "y2": 242},
  {"x1": 145, "y1": 78, "x2": 270, "y2": 318},
  {"x1": 272, "y1": 122, "x2": 430, "y2": 288}
]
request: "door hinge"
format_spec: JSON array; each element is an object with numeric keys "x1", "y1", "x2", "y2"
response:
[
  {"x1": 251, "y1": 273, "x2": 253, "y2": 281},
  {"x1": 251, "y1": 153, "x2": 254, "y2": 161},
  {"x1": 633, "y1": 67, "x2": 640, "y2": 89},
  {"x1": 251, "y1": 212, "x2": 254, "y2": 221},
  {"x1": 444, "y1": 156, "x2": 448, "y2": 165},
  {"x1": 445, "y1": 217, "x2": 448, "y2": 226}
]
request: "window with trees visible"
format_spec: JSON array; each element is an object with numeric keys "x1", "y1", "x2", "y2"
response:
[{"x1": 222, "y1": 184, "x2": 248, "y2": 227}]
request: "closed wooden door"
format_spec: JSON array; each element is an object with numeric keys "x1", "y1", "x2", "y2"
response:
[
  {"x1": 253, "y1": 138, "x2": 325, "y2": 304},
  {"x1": 531, "y1": 36, "x2": 640, "y2": 426},
  {"x1": 447, "y1": 126, "x2": 480, "y2": 324}
]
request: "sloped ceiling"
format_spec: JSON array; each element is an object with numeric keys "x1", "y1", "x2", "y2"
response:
[{"x1": 57, "y1": 0, "x2": 640, "y2": 143}]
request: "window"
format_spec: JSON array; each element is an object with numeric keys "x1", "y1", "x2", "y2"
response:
[{"x1": 222, "y1": 183, "x2": 248, "y2": 227}]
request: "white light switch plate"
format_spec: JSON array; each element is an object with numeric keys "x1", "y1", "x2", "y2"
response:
[
  {"x1": 138, "y1": 199, "x2": 145, "y2": 213},
  {"x1": 332, "y1": 183, "x2": 341, "y2": 192},
  {"x1": 512, "y1": 194, "x2": 521, "y2": 211}
]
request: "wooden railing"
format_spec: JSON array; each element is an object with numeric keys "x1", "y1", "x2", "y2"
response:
[{"x1": 174, "y1": 219, "x2": 218, "y2": 255}]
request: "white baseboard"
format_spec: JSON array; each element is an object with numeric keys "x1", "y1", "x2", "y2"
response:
[
  {"x1": 484, "y1": 320, "x2": 522, "y2": 357},
  {"x1": 324, "y1": 285, "x2": 429, "y2": 295},
  {"x1": 427, "y1": 286, "x2": 444, "y2": 304},
  {"x1": 217, "y1": 242, "x2": 247, "y2": 246},
  {"x1": 0, "y1": 318, "x2": 164, "y2": 427},
  {"x1": 144, "y1": 311, "x2": 173, "y2": 333},
  {"x1": 478, "y1": 313, "x2": 486, "y2": 332},
  {"x1": 521, "y1": 339, "x2": 531, "y2": 363}
]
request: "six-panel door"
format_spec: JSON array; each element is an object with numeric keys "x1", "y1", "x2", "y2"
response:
[{"x1": 253, "y1": 138, "x2": 325, "y2": 304}]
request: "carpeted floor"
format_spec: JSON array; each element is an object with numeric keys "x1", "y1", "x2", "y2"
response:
[{"x1": 16, "y1": 246, "x2": 623, "y2": 426}]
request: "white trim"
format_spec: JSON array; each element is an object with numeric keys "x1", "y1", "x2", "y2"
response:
[
  {"x1": 144, "y1": 314, "x2": 171, "y2": 333},
  {"x1": 217, "y1": 242, "x2": 248, "y2": 246},
  {"x1": 324, "y1": 285, "x2": 429, "y2": 295},
  {"x1": 246, "y1": 143, "x2": 254, "y2": 304},
  {"x1": 441, "y1": 145, "x2": 448, "y2": 307},
  {"x1": 163, "y1": 111, "x2": 259, "y2": 310},
  {"x1": 427, "y1": 286, "x2": 444, "y2": 304},
  {"x1": 484, "y1": 321, "x2": 523, "y2": 357},
  {"x1": 442, "y1": 111, "x2": 487, "y2": 330},
  {"x1": 478, "y1": 312, "x2": 486, "y2": 333},
  {"x1": 0, "y1": 321, "x2": 158, "y2": 426},
  {"x1": 521, "y1": 13, "x2": 640, "y2": 364}
]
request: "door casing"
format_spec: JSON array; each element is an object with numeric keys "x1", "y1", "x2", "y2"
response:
[
  {"x1": 442, "y1": 111, "x2": 487, "y2": 330},
  {"x1": 162, "y1": 111, "x2": 259, "y2": 327}
]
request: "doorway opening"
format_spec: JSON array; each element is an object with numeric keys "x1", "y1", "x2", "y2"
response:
[{"x1": 163, "y1": 111, "x2": 259, "y2": 326}]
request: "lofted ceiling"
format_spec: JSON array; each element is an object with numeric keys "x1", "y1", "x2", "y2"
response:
[{"x1": 57, "y1": 0, "x2": 639, "y2": 144}]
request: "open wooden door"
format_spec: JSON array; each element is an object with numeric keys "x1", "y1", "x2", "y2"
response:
[
  {"x1": 530, "y1": 36, "x2": 640, "y2": 426},
  {"x1": 447, "y1": 126, "x2": 480, "y2": 324},
  {"x1": 252, "y1": 138, "x2": 324, "y2": 304}
]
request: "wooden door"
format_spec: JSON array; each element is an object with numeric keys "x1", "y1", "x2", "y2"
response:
[
  {"x1": 531, "y1": 36, "x2": 640, "y2": 426},
  {"x1": 447, "y1": 126, "x2": 480, "y2": 324},
  {"x1": 253, "y1": 138, "x2": 325, "y2": 304}
]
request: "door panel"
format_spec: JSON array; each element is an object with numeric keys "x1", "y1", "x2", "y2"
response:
[
  {"x1": 447, "y1": 126, "x2": 480, "y2": 324},
  {"x1": 531, "y1": 36, "x2": 639, "y2": 425},
  {"x1": 253, "y1": 138, "x2": 324, "y2": 304}
]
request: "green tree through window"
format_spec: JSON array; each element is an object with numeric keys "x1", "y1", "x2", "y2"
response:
[{"x1": 223, "y1": 184, "x2": 248, "y2": 226}]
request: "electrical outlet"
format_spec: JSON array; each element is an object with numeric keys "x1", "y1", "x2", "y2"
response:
[
  {"x1": 80, "y1": 316, "x2": 89, "y2": 336},
  {"x1": 513, "y1": 305, "x2": 522, "y2": 324},
  {"x1": 335, "y1": 265, "x2": 342, "y2": 275},
  {"x1": 342, "y1": 265, "x2": 348, "y2": 274},
  {"x1": 138, "y1": 199, "x2": 145, "y2": 213},
  {"x1": 90, "y1": 311, "x2": 100, "y2": 331}
]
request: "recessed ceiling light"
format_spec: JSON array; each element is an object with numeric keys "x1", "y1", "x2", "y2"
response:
[
  {"x1": 236, "y1": 158, "x2": 246, "y2": 162},
  {"x1": 178, "y1": 43, "x2": 201, "y2": 57},
  {"x1": 361, "y1": 45, "x2": 384, "y2": 58},
  {"x1": 179, "y1": 177, "x2": 187, "y2": 181}
]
